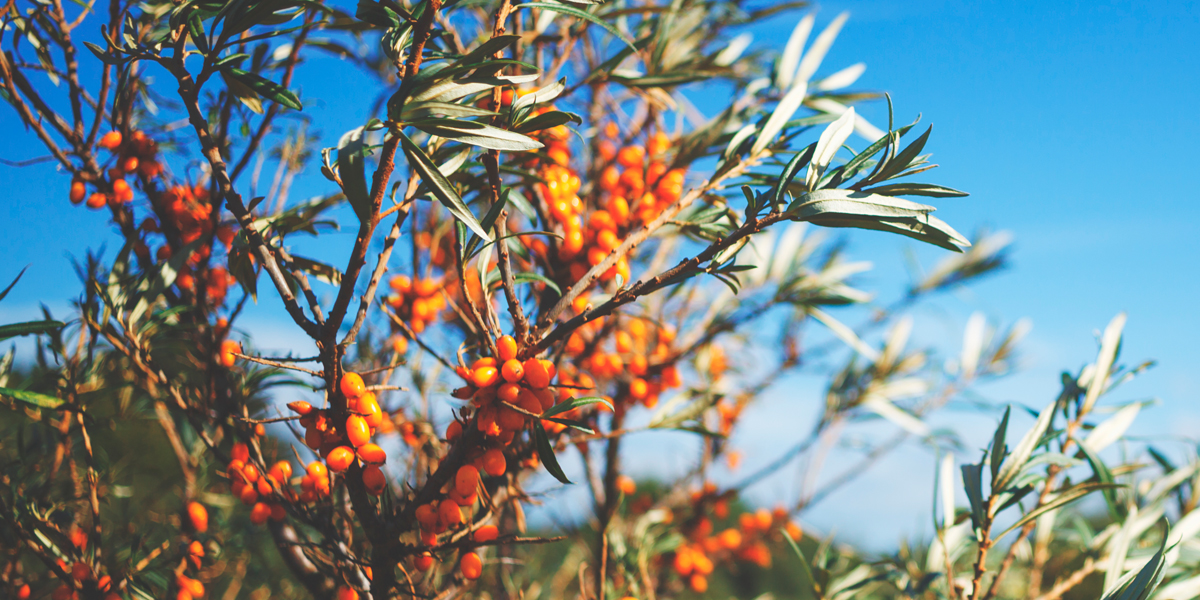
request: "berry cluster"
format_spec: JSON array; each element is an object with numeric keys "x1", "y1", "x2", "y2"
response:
[{"x1": 72, "y1": 130, "x2": 162, "y2": 209}]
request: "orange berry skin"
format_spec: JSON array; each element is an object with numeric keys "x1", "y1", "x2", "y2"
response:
[
  {"x1": 250, "y1": 502, "x2": 271, "y2": 524},
  {"x1": 189, "y1": 540, "x2": 205, "y2": 557},
  {"x1": 481, "y1": 448, "x2": 507, "y2": 477},
  {"x1": 415, "y1": 553, "x2": 434, "y2": 571},
  {"x1": 522, "y1": 358, "x2": 550, "y2": 389},
  {"x1": 326, "y1": 446, "x2": 356, "y2": 472},
  {"x1": 455, "y1": 465, "x2": 479, "y2": 496},
  {"x1": 496, "y1": 335, "x2": 518, "y2": 361},
  {"x1": 616, "y1": 475, "x2": 636, "y2": 495},
  {"x1": 362, "y1": 465, "x2": 386, "y2": 495},
  {"x1": 473, "y1": 524, "x2": 500, "y2": 543},
  {"x1": 86, "y1": 192, "x2": 107, "y2": 209},
  {"x1": 690, "y1": 574, "x2": 708, "y2": 593},
  {"x1": 445, "y1": 419, "x2": 463, "y2": 441},
  {"x1": 617, "y1": 145, "x2": 645, "y2": 168},
  {"x1": 358, "y1": 393, "x2": 383, "y2": 427},
  {"x1": 69, "y1": 180, "x2": 87, "y2": 204},
  {"x1": 459, "y1": 551, "x2": 483, "y2": 580},
  {"x1": 439, "y1": 499, "x2": 464, "y2": 527},
  {"x1": 346, "y1": 415, "x2": 371, "y2": 447},
  {"x1": 340, "y1": 372, "x2": 366, "y2": 398},
  {"x1": 187, "y1": 501, "x2": 209, "y2": 533},
  {"x1": 98, "y1": 131, "x2": 122, "y2": 149},
  {"x1": 336, "y1": 586, "x2": 360, "y2": 600},
  {"x1": 415, "y1": 504, "x2": 438, "y2": 529},
  {"x1": 357, "y1": 443, "x2": 387, "y2": 465},
  {"x1": 232, "y1": 442, "x2": 250, "y2": 462},
  {"x1": 472, "y1": 366, "x2": 500, "y2": 388},
  {"x1": 287, "y1": 400, "x2": 313, "y2": 415},
  {"x1": 307, "y1": 461, "x2": 329, "y2": 479},
  {"x1": 17, "y1": 584, "x2": 31, "y2": 599},
  {"x1": 500, "y1": 359, "x2": 524, "y2": 383}
]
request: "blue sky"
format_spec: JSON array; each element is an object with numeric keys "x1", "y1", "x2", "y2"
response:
[{"x1": 2, "y1": 0, "x2": 1199, "y2": 549}]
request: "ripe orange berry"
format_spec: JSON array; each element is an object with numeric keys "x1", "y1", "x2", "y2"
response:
[
  {"x1": 358, "y1": 393, "x2": 383, "y2": 427},
  {"x1": 500, "y1": 359, "x2": 524, "y2": 383},
  {"x1": 416, "y1": 503, "x2": 438, "y2": 529},
  {"x1": 287, "y1": 400, "x2": 313, "y2": 415},
  {"x1": 346, "y1": 415, "x2": 371, "y2": 447},
  {"x1": 326, "y1": 446, "x2": 355, "y2": 472},
  {"x1": 86, "y1": 192, "x2": 107, "y2": 209},
  {"x1": 187, "y1": 501, "x2": 208, "y2": 532},
  {"x1": 629, "y1": 378, "x2": 649, "y2": 400},
  {"x1": 472, "y1": 366, "x2": 500, "y2": 388},
  {"x1": 415, "y1": 552, "x2": 434, "y2": 570},
  {"x1": 189, "y1": 540, "x2": 205, "y2": 557},
  {"x1": 481, "y1": 448, "x2": 507, "y2": 476},
  {"x1": 362, "y1": 465, "x2": 386, "y2": 495},
  {"x1": 617, "y1": 145, "x2": 645, "y2": 168},
  {"x1": 616, "y1": 475, "x2": 636, "y2": 495},
  {"x1": 459, "y1": 551, "x2": 483, "y2": 580},
  {"x1": 446, "y1": 419, "x2": 463, "y2": 441},
  {"x1": 69, "y1": 180, "x2": 86, "y2": 204},
  {"x1": 307, "y1": 461, "x2": 328, "y2": 479},
  {"x1": 522, "y1": 358, "x2": 550, "y2": 389},
  {"x1": 690, "y1": 574, "x2": 708, "y2": 593},
  {"x1": 473, "y1": 524, "x2": 499, "y2": 543},
  {"x1": 496, "y1": 335, "x2": 518, "y2": 361},
  {"x1": 98, "y1": 131, "x2": 122, "y2": 150},
  {"x1": 718, "y1": 528, "x2": 743, "y2": 549},
  {"x1": 358, "y1": 443, "x2": 387, "y2": 465},
  {"x1": 336, "y1": 586, "x2": 359, "y2": 600},
  {"x1": 341, "y1": 372, "x2": 366, "y2": 398},
  {"x1": 439, "y1": 498, "x2": 463, "y2": 527},
  {"x1": 17, "y1": 584, "x2": 30, "y2": 599},
  {"x1": 455, "y1": 464, "x2": 479, "y2": 496},
  {"x1": 250, "y1": 502, "x2": 271, "y2": 524}
]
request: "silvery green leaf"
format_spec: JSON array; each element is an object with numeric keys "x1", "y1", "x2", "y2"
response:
[
  {"x1": 776, "y1": 13, "x2": 813, "y2": 90},
  {"x1": 787, "y1": 189, "x2": 935, "y2": 220},
  {"x1": 816, "y1": 62, "x2": 866, "y2": 91},
  {"x1": 1083, "y1": 402, "x2": 1140, "y2": 454},
  {"x1": 795, "y1": 12, "x2": 849, "y2": 83},
  {"x1": 939, "y1": 452, "x2": 956, "y2": 530},
  {"x1": 864, "y1": 395, "x2": 929, "y2": 436},
  {"x1": 1081, "y1": 313, "x2": 1126, "y2": 415},
  {"x1": 401, "y1": 101, "x2": 498, "y2": 120},
  {"x1": 722, "y1": 123, "x2": 757, "y2": 161},
  {"x1": 806, "y1": 106, "x2": 857, "y2": 189},
  {"x1": 805, "y1": 213, "x2": 970, "y2": 252},
  {"x1": 511, "y1": 78, "x2": 565, "y2": 114},
  {"x1": 993, "y1": 400, "x2": 1057, "y2": 492},
  {"x1": 995, "y1": 482, "x2": 1124, "y2": 540},
  {"x1": 862, "y1": 183, "x2": 969, "y2": 198},
  {"x1": 750, "y1": 81, "x2": 808, "y2": 156},
  {"x1": 808, "y1": 307, "x2": 879, "y2": 361},
  {"x1": 410, "y1": 73, "x2": 540, "y2": 104},
  {"x1": 714, "y1": 33, "x2": 753, "y2": 67},
  {"x1": 409, "y1": 118, "x2": 543, "y2": 151},
  {"x1": 960, "y1": 311, "x2": 987, "y2": 379}
]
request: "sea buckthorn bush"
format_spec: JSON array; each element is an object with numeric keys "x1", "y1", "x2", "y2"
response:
[{"x1": 0, "y1": 1, "x2": 1183, "y2": 600}]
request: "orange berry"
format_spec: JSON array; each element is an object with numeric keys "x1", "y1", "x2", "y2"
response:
[
  {"x1": 497, "y1": 335, "x2": 518, "y2": 361},
  {"x1": 498, "y1": 382, "x2": 522, "y2": 403},
  {"x1": 269, "y1": 460, "x2": 293, "y2": 482},
  {"x1": 336, "y1": 586, "x2": 359, "y2": 600},
  {"x1": 98, "y1": 131, "x2": 122, "y2": 150},
  {"x1": 287, "y1": 400, "x2": 313, "y2": 415},
  {"x1": 718, "y1": 528, "x2": 742, "y2": 549},
  {"x1": 307, "y1": 461, "x2": 328, "y2": 479},
  {"x1": 388, "y1": 274, "x2": 412, "y2": 293},
  {"x1": 416, "y1": 504, "x2": 438, "y2": 529},
  {"x1": 455, "y1": 464, "x2": 479, "y2": 496},
  {"x1": 459, "y1": 551, "x2": 483, "y2": 580},
  {"x1": 481, "y1": 448, "x2": 507, "y2": 477},
  {"x1": 616, "y1": 475, "x2": 636, "y2": 495},
  {"x1": 17, "y1": 584, "x2": 30, "y2": 600},
  {"x1": 187, "y1": 501, "x2": 208, "y2": 533},
  {"x1": 472, "y1": 366, "x2": 500, "y2": 388},
  {"x1": 617, "y1": 145, "x2": 645, "y2": 168},
  {"x1": 473, "y1": 524, "x2": 499, "y2": 543},
  {"x1": 522, "y1": 358, "x2": 550, "y2": 389},
  {"x1": 69, "y1": 180, "x2": 86, "y2": 204},
  {"x1": 415, "y1": 552, "x2": 434, "y2": 570},
  {"x1": 358, "y1": 443, "x2": 386, "y2": 465},
  {"x1": 341, "y1": 372, "x2": 366, "y2": 398},
  {"x1": 250, "y1": 502, "x2": 271, "y2": 524},
  {"x1": 326, "y1": 446, "x2": 355, "y2": 472},
  {"x1": 189, "y1": 540, "x2": 205, "y2": 557},
  {"x1": 358, "y1": 393, "x2": 383, "y2": 427},
  {"x1": 500, "y1": 359, "x2": 524, "y2": 383},
  {"x1": 439, "y1": 499, "x2": 463, "y2": 527},
  {"x1": 446, "y1": 419, "x2": 463, "y2": 441},
  {"x1": 362, "y1": 465, "x2": 386, "y2": 495},
  {"x1": 86, "y1": 192, "x2": 107, "y2": 209},
  {"x1": 690, "y1": 574, "x2": 708, "y2": 593},
  {"x1": 629, "y1": 378, "x2": 649, "y2": 400},
  {"x1": 346, "y1": 415, "x2": 371, "y2": 447}
]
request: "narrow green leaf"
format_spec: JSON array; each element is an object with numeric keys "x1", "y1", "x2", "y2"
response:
[
  {"x1": 0, "y1": 320, "x2": 64, "y2": 341},
  {"x1": 0, "y1": 266, "x2": 28, "y2": 303},
  {"x1": 543, "y1": 396, "x2": 612, "y2": 418},
  {"x1": 514, "y1": 2, "x2": 637, "y2": 51},
  {"x1": 862, "y1": 183, "x2": 969, "y2": 198},
  {"x1": 990, "y1": 406, "x2": 1010, "y2": 485},
  {"x1": 398, "y1": 132, "x2": 490, "y2": 240},
  {"x1": 993, "y1": 400, "x2": 1057, "y2": 491},
  {"x1": 750, "y1": 81, "x2": 808, "y2": 156},
  {"x1": 532, "y1": 420, "x2": 572, "y2": 484},
  {"x1": 995, "y1": 482, "x2": 1124, "y2": 540},
  {"x1": 0, "y1": 386, "x2": 63, "y2": 408},
  {"x1": 225, "y1": 68, "x2": 302, "y2": 110},
  {"x1": 409, "y1": 118, "x2": 543, "y2": 151},
  {"x1": 337, "y1": 127, "x2": 371, "y2": 222}
]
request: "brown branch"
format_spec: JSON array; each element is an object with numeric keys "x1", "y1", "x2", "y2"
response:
[
  {"x1": 231, "y1": 352, "x2": 324, "y2": 376},
  {"x1": 1031, "y1": 559, "x2": 1096, "y2": 600},
  {"x1": 341, "y1": 199, "x2": 415, "y2": 347}
]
